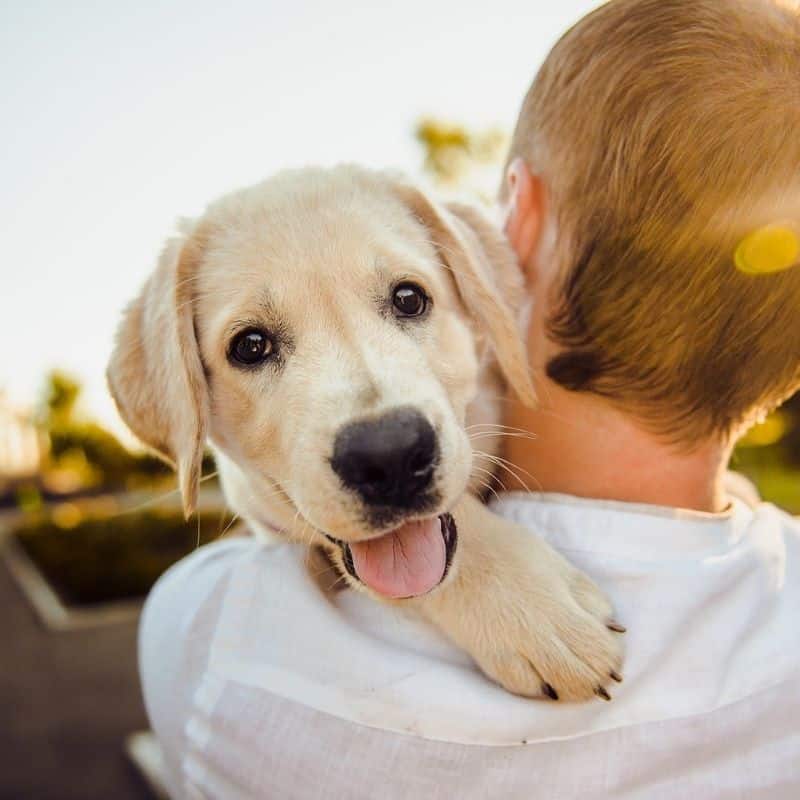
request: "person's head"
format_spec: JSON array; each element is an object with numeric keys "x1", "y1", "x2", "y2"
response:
[{"x1": 502, "y1": 0, "x2": 800, "y2": 448}]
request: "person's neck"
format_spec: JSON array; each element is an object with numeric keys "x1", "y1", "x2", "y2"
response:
[{"x1": 502, "y1": 379, "x2": 733, "y2": 513}]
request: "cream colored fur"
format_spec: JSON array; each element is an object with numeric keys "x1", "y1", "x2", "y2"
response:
[{"x1": 108, "y1": 165, "x2": 623, "y2": 700}]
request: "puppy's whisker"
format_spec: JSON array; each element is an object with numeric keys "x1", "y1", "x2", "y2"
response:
[
  {"x1": 327, "y1": 571, "x2": 350, "y2": 591},
  {"x1": 214, "y1": 512, "x2": 241, "y2": 543},
  {"x1": 469, "y1": 431, "x2": 538, "y2": 442},
  {"x1": 289, "y1": 506, "x2": 306, "y2": 542},
  {"x1": 470, "y1": 471, "x2": 504, "y2": 499},
  {"x1": 471, "y1": 463, "x2": 508, "y2": 494},
  {"x1": 469, "y1": 474, "x2": 502, "y2": 504},
  {"x1": 476, "y1": 450, "x2": 543, "y2": 493},
  {"x1": 470, "y1": 464, "x2": 496, "y2": 476},
  {"x1": 106, "y1": 470, "x2": 221, "y2": 520},
  {"x1": 310, "y1": 561, "x2": 341, "y2": 580},
  {"x1": 466, "y1": 423, "x2": 536, "y2": 436}
]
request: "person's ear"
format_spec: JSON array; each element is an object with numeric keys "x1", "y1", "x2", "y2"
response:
[{"x1": 502, "y1": 158, "x2": 545, "y2": 278}]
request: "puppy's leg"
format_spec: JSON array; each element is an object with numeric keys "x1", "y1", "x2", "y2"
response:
[{"x1": 411, "y1": 494, "x2": 624, "y2": 701}]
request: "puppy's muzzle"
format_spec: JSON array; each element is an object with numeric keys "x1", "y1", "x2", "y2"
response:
[{"x1": 330, "y1": 407, "x2": 438, "y2": 510}]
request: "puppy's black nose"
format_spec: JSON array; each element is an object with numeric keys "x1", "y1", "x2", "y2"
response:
[{"x1": 331, "y1": 407, "x2": 438, "y2": 508}]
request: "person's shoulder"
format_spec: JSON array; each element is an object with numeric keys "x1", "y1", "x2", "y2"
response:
[
  {"x1": 141, "y1": 535, "x2": 310, "y2": 633},
  {"x1": 138, "y1": 537, "x2": 303, "y2": 750},
  {"x1": 744, "y1": 501, "x2": 800, "y2": 602},
  {"x1": 725, "y1": 471, "x2": 799, "y2": 535},
  {"x1": 751, "y1": 499, "x2": 800, "y2": 544},
  {"x1": 139, "y1": 535, "x2": 302, "y2": 685},
  {"x1": 145, "y1": 537, "x2": 259, "y2": 613}
]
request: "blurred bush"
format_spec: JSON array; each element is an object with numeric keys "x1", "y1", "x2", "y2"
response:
[
  {"x1": 16, "y1": 506, "x2": 233, "y2": 606},
  {"x1": 416, "y1": 117, "x2": 507, "y2": 198},
  {"x1": 732, "y1": 393, "x2": 800, "y2": 513},
  {"x1": 2, "y1": 371, "x2": 218, "y2": 513},
  {"x1": 37, "y1": 371, "x2": 170, "y2": 497},
  {"x1": 3, "y1": 372, "x2": 225, "y2": 605}
]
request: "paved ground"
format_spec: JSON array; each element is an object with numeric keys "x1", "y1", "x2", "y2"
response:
[{"x1": 0, "y1": 558, "x2": 153, "y2": 800}]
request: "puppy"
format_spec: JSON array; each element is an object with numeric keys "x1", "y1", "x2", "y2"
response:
[{"x1": 108, "y1": 165, "x2": 623, "y2": 700}]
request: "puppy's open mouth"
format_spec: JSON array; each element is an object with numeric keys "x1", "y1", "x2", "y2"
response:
[{"x1": 325, "y1": 513, "x2": 457, "y2": 599}]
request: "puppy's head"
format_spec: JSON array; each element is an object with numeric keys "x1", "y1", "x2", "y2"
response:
[{"x1": 108, "y1": 167, "x2": 533, "y2": 598}]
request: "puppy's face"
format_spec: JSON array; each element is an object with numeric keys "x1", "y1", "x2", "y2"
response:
[
  {"x1": 195, "y1": 174, "x2": 478, "y2": 544},
  {"x1": 108, "y1": 167, "x2": 532, "y2": 599}
]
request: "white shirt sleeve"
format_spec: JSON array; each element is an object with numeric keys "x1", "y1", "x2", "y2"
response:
[{"x1": 139, "y1": 538, "x2": 254, "y2": 798}]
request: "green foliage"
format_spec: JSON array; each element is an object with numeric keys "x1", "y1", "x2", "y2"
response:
[
  {"x1": 41, "y1": 370, "x2": 80, "y2": 425},
  {"x1": 733, "y1": 393, "x2": 800, "y2": 512},
  {"x1": 31, "y1": 370, "x2": 172, "y2": 499},
  {"x1": 16, "y1": 507, "x2": 234, "y2": 605},
  {"x1": 416, "y1": 117, "x2": 507, "y2": 192}
]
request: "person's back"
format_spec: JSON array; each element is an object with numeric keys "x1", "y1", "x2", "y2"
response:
[
  {"x1": 141, "y1": 481, "x2": 800, "y2": 798},
  {"x1": 140, "y1": 1, "x2": 800, "y2": 797}
]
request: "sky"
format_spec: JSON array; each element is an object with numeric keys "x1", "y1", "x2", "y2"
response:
[{"x1": 0, "y1": 0, "x2": 599, "y2": 432}]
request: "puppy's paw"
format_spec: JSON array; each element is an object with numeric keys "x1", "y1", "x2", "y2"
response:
[
  {"x1": 415, "y1": 503, "x2": 625, "y2": 702},
  {"x1": 470, "y1": 562, "x2": 625, "y2": 702}
]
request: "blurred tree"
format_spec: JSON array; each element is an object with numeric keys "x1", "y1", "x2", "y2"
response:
[
  {"x1": 31, "y1": 370, "x2": 170, "y2": 498},
  {"x1": 416, "y1": 118, "x2": 507, "y2": 198},
  {"x1": 734, "y1": 394, "x2": 800, "y2": 512},
  {"x1": 42, "y1": 371, "x2": 80, "y2": 425},
  {"x1": 9, "y1": 373, "x2": 223, "y2": 605}
]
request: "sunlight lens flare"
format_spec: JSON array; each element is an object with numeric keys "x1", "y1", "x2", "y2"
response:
[{"x1": 734, "y1": 223, "x2": 800, "y2": 275}]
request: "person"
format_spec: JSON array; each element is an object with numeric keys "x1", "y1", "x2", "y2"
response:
[{"x1": 139, "y1": 1, "x2": 800, "y2": 797}]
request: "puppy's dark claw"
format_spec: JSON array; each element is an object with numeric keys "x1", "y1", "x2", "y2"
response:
[
  {"x1": 607, "y1": 620, "x2": 627, "y2": 633},
  {"x1": 542, "y1": 683, "x2": 559, "y2": 701},
  {"x1": 610, "y1": 670, "x2": 623, "y2": 683},
  {"x1": 595, "y1": 686, "x2": 612, "y2": 701}
]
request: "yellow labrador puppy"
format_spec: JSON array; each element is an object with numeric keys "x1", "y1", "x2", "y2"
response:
[{"x1": 108, "y1": 166, "x2": 623, "y2": 701}]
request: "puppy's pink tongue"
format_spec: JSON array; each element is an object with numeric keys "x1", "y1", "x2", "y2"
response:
[{"x1": 349, "y1": 517, "x2": 445, "y2": 599}]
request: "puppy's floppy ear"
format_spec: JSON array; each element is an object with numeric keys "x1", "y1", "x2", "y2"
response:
[
  {"x1": 107, "y1": 222, "x2": 210, "y2": 517},
  {"x1": 397, "y1": 185, "x2": 536, "y2": 406}
]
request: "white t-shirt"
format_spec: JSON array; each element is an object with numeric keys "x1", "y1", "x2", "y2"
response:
[{"x1": 140, "y1": 488, "x2": 800, "y2": 799}]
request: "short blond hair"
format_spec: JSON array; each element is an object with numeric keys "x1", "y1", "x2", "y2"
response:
[{"x1": 507, "y1": 0, "x2": 800, "y2": 442}]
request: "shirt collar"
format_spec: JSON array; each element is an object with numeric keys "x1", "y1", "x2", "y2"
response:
[{"x1": 489, "y1": 491, "x2": 755, "y2": 560}]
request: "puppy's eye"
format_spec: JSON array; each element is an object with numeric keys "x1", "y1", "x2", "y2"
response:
[
  {"x1": 229, "y1": 329, "x2": 274, "y2": 366},
  {"x1": 392, "y1": 283, "x2": 428, "y2": 318}
]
